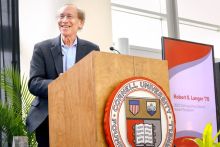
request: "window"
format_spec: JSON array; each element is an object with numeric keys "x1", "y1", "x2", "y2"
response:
[
  {"x1": 111, "y1": 0, "x2": 220, "y2": 60},
  {"x1": 178, "y1": 0, "x2": 220, "y2": 59},
  {"x1": 111, "y1": 0, "x2": 167, "y2": 51}
]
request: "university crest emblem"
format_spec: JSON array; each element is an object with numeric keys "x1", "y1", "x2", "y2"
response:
[{"x1": 104, "y1": 77, "x2": 176, "y2": 147}]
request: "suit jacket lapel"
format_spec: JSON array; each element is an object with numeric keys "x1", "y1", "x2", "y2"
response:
[
  {"x1": 50, "y1": 36, "x2": 63, "y2": 74},
  {"x1": 75, "y1": 38, "x2": 86, "y2": 63}
]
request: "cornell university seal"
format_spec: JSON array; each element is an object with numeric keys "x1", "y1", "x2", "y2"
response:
[{"x1": 104, "y1": 77, "x2": 176, "y2": 147}]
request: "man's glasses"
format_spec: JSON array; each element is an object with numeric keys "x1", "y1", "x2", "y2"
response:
[{"x1": 57, "y1": 15, "x2": 75, "y2": 20}]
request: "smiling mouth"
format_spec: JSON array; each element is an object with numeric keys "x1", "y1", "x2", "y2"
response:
[{"x1": 61, "y1": 25, "x2": 71, "y2": 28}]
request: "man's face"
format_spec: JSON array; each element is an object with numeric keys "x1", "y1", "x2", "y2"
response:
[{"x1": 57, "y1": 5, "x2": 83, "y2": 38}]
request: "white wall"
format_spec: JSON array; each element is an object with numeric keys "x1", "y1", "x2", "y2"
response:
[{"x1": 19, "y1": 0, "x2": 112, "y2": 75}]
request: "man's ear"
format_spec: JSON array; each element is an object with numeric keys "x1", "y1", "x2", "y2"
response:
[{"x1": 78, "y1": 20, "x2": 84, "y2": 30}]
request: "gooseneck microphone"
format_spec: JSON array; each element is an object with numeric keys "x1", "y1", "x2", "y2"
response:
[{"x1": 109, "y1": 47, "x2": 121, "y2": 54}]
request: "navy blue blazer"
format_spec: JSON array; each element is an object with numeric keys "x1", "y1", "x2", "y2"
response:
[{"x1": 26, "y1": 36, "x2": 100, "y2": 132}]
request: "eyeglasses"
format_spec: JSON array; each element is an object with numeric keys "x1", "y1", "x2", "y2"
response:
[{"x1": 57, "y1": 15, "x2": 75, "y2": 20}]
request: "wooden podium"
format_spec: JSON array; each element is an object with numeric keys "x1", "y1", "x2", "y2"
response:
[{"x1": 48, "y1": 51, "x2": 170, "y2": 147}]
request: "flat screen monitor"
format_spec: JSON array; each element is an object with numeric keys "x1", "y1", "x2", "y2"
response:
[{"x1": 162, "y1": 37, "x2": 219, "y2": 144}]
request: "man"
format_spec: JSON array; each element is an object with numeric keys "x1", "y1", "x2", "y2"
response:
[{"x1": 26, "y1": 4, "x2": 100, "y2": 147}]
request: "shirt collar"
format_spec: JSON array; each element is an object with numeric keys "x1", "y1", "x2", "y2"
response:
[{"x1": 61, "y1": 37, "x2": 77, "y2": 48}]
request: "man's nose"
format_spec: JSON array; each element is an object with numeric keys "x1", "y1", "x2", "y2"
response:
[{"x1": 62, "y1": 16, "x2": 69, "y2": 21}]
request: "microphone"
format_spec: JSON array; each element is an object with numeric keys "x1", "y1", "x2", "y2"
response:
[
  {"x1": 110, "y1": 47, "x2": 120, "y2": 54},
  {"x1": 59, "y1": 51, "x2": 64, "y2": 56}
]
